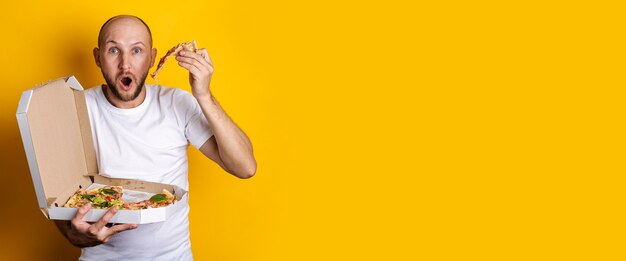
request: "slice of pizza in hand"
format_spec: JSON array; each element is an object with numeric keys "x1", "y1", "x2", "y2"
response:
[{"x1": 150, "y1": 40, "x2": 198, "y2": 80}]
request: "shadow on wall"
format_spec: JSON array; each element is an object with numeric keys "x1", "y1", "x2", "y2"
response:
[
  {"x1": 0, "y1": 124, "x2": 81, "y2": 260},
  {"x1": 47, "y1": 20, "x2": 103, "y2": 89},
  {"x1": 1, "y1": 25, "x2": 101, "y2": 259}
]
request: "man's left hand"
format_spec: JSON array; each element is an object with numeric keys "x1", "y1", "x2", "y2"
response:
[{"x1": 176, "y1": 49, "x2": 214, "y2": 99}]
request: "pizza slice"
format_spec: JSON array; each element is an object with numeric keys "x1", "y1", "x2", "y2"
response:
[
  {"x1": 123, "y1": 189, "x2": 177, "y2": 210},
  {"x1": 64, "y1": 185, "x2": 124, "y2": 209},
  {"x1": 150, "y1": 40, "x2": 198, "y2": 80}
]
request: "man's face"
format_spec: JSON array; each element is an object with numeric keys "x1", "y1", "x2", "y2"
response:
[{"x1": 94, "y1": 18, "x2": 156, "y2": 106}]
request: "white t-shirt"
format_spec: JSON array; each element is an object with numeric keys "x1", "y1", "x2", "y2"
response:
[{"x1": 79, "y1": 84, "x2": 213, "y2": 261}]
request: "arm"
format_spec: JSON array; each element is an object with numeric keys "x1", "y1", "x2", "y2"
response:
[
  {"x1": 55, "y1": 203, "x2": 137, "y2": 247},
  {"x1": 176, "y1": 49, "x2": 256, "y2": 179}
]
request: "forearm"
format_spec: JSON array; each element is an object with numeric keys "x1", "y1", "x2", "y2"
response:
[
  {"x1": 178, "y1": 47, "x2": 256, "y2": 177},
  {"x1": 196, "y1": 94, "x2": 256, "y2": 178}
]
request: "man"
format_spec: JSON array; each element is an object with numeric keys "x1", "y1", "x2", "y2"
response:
[{"x1": 53, "y1": 15, "x2": 256, "y2": 260}]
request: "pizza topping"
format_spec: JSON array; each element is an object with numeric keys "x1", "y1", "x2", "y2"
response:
[
  {"x1": 150, "y1": 194, "x2": 167, "y2": 202},
  {"x1": 92, "y1": 196, "x2": 105, "y2": 204},
  {"x1": 101, "y1": 188, "x2": 118, "y2": 195},
  {"x1": 64, "y1": 186, "x2": 176, "y2": 210}
]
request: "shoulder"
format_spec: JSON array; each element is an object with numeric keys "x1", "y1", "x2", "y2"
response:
[
  {"x1": 84, "y1": 85, "x2": 101, "y2": 96},
  {"x1": 84, "y1": 85, "x2": 103, "y2": 104},
  {"x1": 147, "y1": 84, "x2": 197, "y2": 105}
]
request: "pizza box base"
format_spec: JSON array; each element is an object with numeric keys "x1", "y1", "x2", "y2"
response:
[{"x1": 48, "y1": 177, "x2": 188, "y2": 224}]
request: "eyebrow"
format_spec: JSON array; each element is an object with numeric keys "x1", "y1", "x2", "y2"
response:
[{"x1": 105, "y1": 40, "x2": 146, "y2": 47}]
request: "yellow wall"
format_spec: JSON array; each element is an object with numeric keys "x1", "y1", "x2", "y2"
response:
[{"x1": 1, "y1": 0, "x2": 623, "y2": 260}]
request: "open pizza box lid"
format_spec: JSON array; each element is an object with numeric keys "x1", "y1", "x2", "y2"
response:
[{"x1": 16, "y1": 76, "x2": 187, "y2": 224}]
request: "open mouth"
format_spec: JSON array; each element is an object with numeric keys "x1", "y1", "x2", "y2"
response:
[{"x1": 121, "y1": 77, "x2": 133, "y2": 88}]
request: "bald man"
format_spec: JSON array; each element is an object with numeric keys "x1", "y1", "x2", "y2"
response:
[{"x1": 54, "y1": 15, "x2": 256, "y2": 260}]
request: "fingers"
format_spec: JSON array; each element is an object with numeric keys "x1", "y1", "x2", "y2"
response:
[
  {"x1": 198, "y1": 48, "x2": 213, "y2": 64},
  {"x1": 176, "y1": 48, "x2": 215, "y2": 80},
  {"x1": 176, "y1": 60, "x2": 202, "y2": 76},
  {"x1": 67, "y1": 204, "x2": 137, "y2": 246},
  {"x1": 176, "y1": 56, "x2": 209, "y2": 72},
  {"x1": 108, "y1": 223, "x2": 138, "y2": 234},
  {"x1": 181, "y1": 49, "x2": 211, "y2": 63},
  {"x1": 72, "y1": 203, "x2": 91, "y2": 222},
  {"x1": 88, "y1": 207, "x2": 138, "y2": 241},
  {"x1": 178, "y1": 50, "x2": 213, "y2": 69},
  {"x1": 90, "y1": 206, "x2": 118, "y2": 233},
  {"x1": 101, "y1": 224, "x2": 138, "y2": 243}
]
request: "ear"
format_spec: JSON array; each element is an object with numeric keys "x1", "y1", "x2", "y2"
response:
[
  {"x1": 150, "y1": 48, "x2": 157, "y2": 68},
  {"x1": 93, "y1": 48, "x2": 101, "y2": 68}
]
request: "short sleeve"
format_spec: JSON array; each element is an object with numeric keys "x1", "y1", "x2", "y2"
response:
[{"x1": 175, "y1": 90, "x2": 213, "y2": 149}]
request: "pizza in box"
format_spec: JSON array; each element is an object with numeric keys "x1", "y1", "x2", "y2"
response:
[{"x1": 64, "y1": 185, "x2": 176, "y2": 210}]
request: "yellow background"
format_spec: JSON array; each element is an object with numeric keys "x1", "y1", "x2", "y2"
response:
[{"x1": 0, "y1": 0, "x2": 623, "y2": 260}]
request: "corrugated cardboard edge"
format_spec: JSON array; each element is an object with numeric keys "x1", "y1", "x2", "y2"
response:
[
  {"x1": 73, "y1": 89, "x2": 98, "y2": 176},
  {"x1": 16, "y1": 89, "x2": 48, "y2": 210},
  {"x1": 65, "y1": 76, "x2": 83, "y2": 91},
  {"x1": 65, "y1": 75, "x2": 98, "y2": 176}
]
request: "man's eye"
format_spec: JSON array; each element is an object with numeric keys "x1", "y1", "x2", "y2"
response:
[
  {"x1": 132, "y1": 48, "x2": 141, "y2": 54},
  {"x1": 109, "y1": 48, "x2": 119, "y2": 54}
]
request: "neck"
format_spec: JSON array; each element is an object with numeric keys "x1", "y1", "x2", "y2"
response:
[{"x1": 102, "y1": 84, "x2": 147, "y2": 109}]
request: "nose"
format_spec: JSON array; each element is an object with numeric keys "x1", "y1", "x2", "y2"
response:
[{"x1": 119, "y1": 52, "x2": 131, "y2": 71}]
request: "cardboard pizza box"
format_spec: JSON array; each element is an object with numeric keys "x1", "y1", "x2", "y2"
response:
[{"x1": 16, "y1": 76, "x2": 188, "y2": 224}]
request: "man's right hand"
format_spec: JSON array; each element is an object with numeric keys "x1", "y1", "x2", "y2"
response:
[{"x1": 63, "y1": 203, "x2": 138, "y2": 247}]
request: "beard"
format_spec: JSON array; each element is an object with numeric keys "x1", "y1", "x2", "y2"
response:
[{"x1": 102, "y1": 69, "x2": 148, "y2": 102}]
